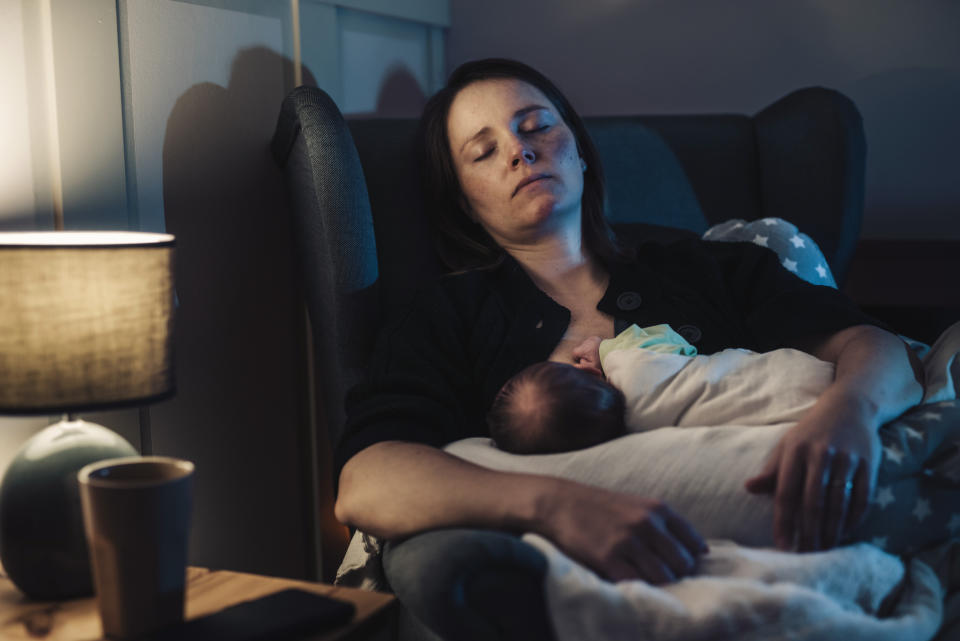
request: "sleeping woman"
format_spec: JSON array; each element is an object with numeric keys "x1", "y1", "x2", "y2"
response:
[
  {"x1": 334, "y1": 58, "x2": 925, "y2": 585},
  {"x1": 484, "y1": 324, "x2": 957, "y2": 553}
]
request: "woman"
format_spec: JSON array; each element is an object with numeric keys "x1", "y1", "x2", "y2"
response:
[{"x1": 334, "y1": 58, "x2": 923, "y2": 584}]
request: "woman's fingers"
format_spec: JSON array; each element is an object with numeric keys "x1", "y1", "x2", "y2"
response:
[
  {"x1": 744, "y1": 442, "x2": 782, "y2": 494},
  {"x1": 647, "y1": 523, "x2": 696, "y2": 579},
  {"x1": 774, "y1": 445, "x2": 806, "y2": 550},
  {"x1": 665, "y1": 510, "x2": 710, "y2": 557},
  {"x1": 798, "y1": 446, "x2": 832, "y2": 551},
  {"x1": 615, "y1": 539, "x2": 676, "y2": 585},
  {"x1": 820, "y1": 454, "x2": 857, "y2": 549},
  {"x1": 845, "y1": 462, "x2": 873, "y2": 534},
  {"x1": 546, "y1": 484, "x2": 707, "y2": 586}
]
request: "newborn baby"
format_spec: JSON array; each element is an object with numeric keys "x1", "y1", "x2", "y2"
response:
[
  {"x1": 487, "y1": 324, "x2": 833, "y2": 454},
  {"x1": 481, "y1": 324, "x2": 959, "y2": 554},
  {"x1": 485, "y1": 357, "x2": 627, "y2": 454}
]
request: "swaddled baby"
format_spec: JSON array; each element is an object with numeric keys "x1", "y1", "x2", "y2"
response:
[
  {"x1": 483, "y1": 325, "x2": 958, "y2": 553},
  {"x1": 487, "y1": 324, "x2": 833, "y2": 454}
]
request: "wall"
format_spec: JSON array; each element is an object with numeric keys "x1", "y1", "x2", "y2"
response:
[
  {"x1": 0, "y1": 0, "x2": 447, "y2": 582},
  {"x1": 447, "y1": 0, "x2": 960, "y2": 240}
]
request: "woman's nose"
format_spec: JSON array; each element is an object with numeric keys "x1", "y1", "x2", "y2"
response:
[{"x1": 511, "y1": 146, "x2": 536, "y2": 167}]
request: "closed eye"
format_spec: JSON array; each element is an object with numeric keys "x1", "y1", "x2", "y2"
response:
[
  {"x1": 474, "y1": 146, "x2": 495, "y2": 162},
  {"x1": 521, "y1": 124, "x2": 549, "y2": 134}
]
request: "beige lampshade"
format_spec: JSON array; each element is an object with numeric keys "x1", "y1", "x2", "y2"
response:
[{"x1": 0, "y1": 232, "x2": 175, "y2": 413}]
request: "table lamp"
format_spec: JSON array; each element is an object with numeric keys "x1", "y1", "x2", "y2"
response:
[{"x1": 0, "y1": 231, "x2": 175, "y2": 599}]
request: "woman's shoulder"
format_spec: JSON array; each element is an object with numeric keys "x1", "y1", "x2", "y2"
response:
[
  {"x1": 625, "y1": 235, "x2": 777, "y2": 270},
  {"x1": 395, "y1": 260, "x2": 527, "y2": 326}
]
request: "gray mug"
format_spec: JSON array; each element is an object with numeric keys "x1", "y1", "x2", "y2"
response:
[{"x1": 78, "y1": 456, "x2": 194, "y2": 640}]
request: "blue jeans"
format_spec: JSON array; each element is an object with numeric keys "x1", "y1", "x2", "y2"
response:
[{"x1": 382, "y1": 528, "x2": 555, "y2": 641}]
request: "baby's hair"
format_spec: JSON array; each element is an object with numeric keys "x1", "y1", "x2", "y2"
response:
[{"x1": 487, "y1": 361, "x2": 627, "y2": 454}]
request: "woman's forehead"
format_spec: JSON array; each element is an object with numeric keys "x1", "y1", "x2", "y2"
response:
[{"x1": 447, "y1": 78, "x2": 555, "y2": 139}]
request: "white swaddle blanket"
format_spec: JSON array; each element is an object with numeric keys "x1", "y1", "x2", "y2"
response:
[{"x1": 604, "y1": 345, "x2": 834, "y2": 431}]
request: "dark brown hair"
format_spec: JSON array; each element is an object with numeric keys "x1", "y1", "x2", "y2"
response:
[
  {"x1": 417, "y1": 58, "x2": 630, "y2": 272},
  {"x1": 487, "y1": 361, "x2": 627, "y2": 454}
]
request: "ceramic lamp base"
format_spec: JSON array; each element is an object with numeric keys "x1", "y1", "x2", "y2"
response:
[{"x1": 0, "y1": 418, "x2": 137, "y2": 599}]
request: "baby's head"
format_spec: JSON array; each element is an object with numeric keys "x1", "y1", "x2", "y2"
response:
[{"x1": 487, "y1": 360, "x2": 627, "y2": 454}]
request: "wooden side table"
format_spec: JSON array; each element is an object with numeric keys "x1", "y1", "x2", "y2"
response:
[{"x1": 0, "y1": 567, "x2": 397, "y2": 640}]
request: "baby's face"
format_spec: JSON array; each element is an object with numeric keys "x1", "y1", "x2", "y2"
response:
[{"x1": 571, "y1": 336, "x2": 604, "y2": 378}]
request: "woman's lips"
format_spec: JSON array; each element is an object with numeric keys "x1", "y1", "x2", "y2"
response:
[{"x1": 512, "y1": 174, "x2": 551, "y2": 197}]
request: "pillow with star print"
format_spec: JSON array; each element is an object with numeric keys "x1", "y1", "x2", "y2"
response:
[{"x1": 703, "y1": 218, "x2": 837, "y2": 288}]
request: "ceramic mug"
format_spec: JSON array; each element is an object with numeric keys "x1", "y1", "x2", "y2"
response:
[{"x1": 78, "y1": 456, "x2": 194, "y2": 640}]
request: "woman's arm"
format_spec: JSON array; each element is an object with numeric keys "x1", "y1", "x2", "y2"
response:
[
  {"x1": 336, "y1": 440, "x2": 708, "y2": 584},
  {"x1": 745, "y1": 324, "x2": 924, "y2": 551}
]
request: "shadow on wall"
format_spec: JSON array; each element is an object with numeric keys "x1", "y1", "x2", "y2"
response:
[
  {"x1": 351, "y1": 63, "x2": 427, "y2": 119},
  {"x1": 155, "y1": 46, "x2": 323, "y2": 579},
  {"x1": 849, "y1": 67, "x2": 960, "y2": 239}
]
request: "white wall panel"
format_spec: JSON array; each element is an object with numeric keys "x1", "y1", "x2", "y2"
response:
[
  {"x1": 0, "y1": 1, "x2": 38, "y2": 228},
  {"x1": 122, "y1": 0, "x2": 285, "y2": 233},
  {"x1": 299, "y1": 2, "x2": 342, "y2": 103},
  {"x1": 340, "y1": 9, "x2": 430, "y2": 115}
]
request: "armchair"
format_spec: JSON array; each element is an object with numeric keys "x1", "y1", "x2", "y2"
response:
[{"x1": 270, "y1": 84, "x2": 866, "y2": 641}]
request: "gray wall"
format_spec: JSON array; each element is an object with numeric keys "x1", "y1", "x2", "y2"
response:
[
  {"x1": 0, "y1": 0, "x2": 447, "y2": 582},
  {"x1": 447, "y1": 0, "x2": 960, "y2": 240}
]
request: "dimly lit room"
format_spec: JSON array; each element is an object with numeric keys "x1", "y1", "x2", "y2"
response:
[{"x1": 1, "y1": 1, "x2": 959, "y2": 639}]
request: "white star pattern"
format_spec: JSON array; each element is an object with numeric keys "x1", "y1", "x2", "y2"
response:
[
  {"x1": 815, "y1": 264, "x2": 828, "y2": 279},
  {"x1": 902, "y1": 426, "x2": 924, "y2": 441},
  {"x1": 732, "y1": 222, "x2": 744, "y2": 229},
  {"x1": 884, "y1": 444, "x2": 904, "y2": 464},
  {"x1": 753, "y1": 234, "x2": 769, "y2": 247},
  {"x1": 920, "y1": 412, "x2": 943, "y2": 421},
  {"x1": 913, "y1": 498, "x2": 932, "y2": 522},
  {"x1": 871, "y1": 537, "x2": 888, "y2": 549},
  {"x1": 782, "y1": 258, "x2": 798, "y2": 273},
  {"x1": 873, "y1": 486, "x2": 896, "y2": 508},
  {"x1": 762, "y1": 218, "x2": 779, "y2": 226},
  {"x1": 789, "y1": 234, "x2": 806, "y2": 248},
  {"x1": 948, "y1": 514, "x2": 960, "y2": 535}
]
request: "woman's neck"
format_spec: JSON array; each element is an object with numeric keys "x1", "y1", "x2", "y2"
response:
[{"x1": 504, "y1": 234, "x2": 607, "y2": 305}]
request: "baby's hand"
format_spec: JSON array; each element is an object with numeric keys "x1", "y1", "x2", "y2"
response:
[{"x1": 572, "y1": 336, "x2": 604, "y2": 378}]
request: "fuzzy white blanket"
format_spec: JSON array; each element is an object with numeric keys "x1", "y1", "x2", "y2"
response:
[{"x1": 524, "y1": 535, "x2": 943, "y2": 641}]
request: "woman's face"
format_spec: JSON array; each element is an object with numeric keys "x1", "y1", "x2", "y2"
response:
[{"x1": 445, "y1": 78, "x2": 584, "y2": 248}]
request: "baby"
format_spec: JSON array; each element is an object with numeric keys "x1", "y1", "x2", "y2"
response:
[
  {"x1": 487, "y1": 324, "x2": 696, "y2": 454},
  {"x1": 485, "y1": 325, "x2": 960, "y2": 554},
  {"x1": 485, "y1": 357, "x2": 627, "y2": 454}
]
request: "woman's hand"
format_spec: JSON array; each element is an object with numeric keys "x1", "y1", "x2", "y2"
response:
[
  {"x1": 538, "y1": 480, "x2": 708, "y2": 584},
  {"x1": 744, "y1": 392, "x2": 882, "y2": 551},
  {"x1": 744, "y1": 325, "x2": 923, "y2": 551}
]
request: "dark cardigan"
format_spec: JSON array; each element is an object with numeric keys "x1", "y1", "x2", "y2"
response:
[{"x1": 335, "y1": 238, "x2": 882, "y2": 477}]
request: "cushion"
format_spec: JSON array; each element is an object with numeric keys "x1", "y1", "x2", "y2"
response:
[{"x1": 704, "y1": 217, "x2": 837, "y2": 288}]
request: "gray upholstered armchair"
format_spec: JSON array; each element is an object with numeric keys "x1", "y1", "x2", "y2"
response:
[{"x1": 270, "y1": 85, "x2": 866, "y2": 641}]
